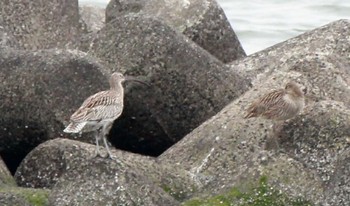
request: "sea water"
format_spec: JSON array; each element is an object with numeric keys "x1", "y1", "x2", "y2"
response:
[{"x1": 79, "y1": 0, "x2": 350, "y2": 54}]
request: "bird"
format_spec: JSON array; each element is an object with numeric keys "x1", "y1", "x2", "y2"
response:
[
  {"x1": 244, "y1": 81, "x2": 305, "y2": 150},
  {"x1": 63, "y1": 72, "x2": 148, "y2": 159},
  {"x1": 244, "y1": 81, "x2": 304, "y2": 121}
]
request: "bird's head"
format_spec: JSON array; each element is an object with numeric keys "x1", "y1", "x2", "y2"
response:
[
  {"x1": 110, "y1": 72, "x2": 150, "y2": 88},
  {"x1": 110, "y1": 72, "x2": 125, "y2": 83},
  {"x1": 285, "y1": 81, "x2": 304, "y2": 98}
]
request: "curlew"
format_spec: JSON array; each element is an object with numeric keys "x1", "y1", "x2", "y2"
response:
[
  {"x1": 64, "y1": 72, "x2": 148, "y2": 159},
  {"x1": 244, "y1": 81, "x2": 305, "y2": 149},
  {"x1": 245, "y1": 81, "x2": 304, "y2": 121}
]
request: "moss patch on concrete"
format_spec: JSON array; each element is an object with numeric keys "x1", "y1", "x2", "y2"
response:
[
  {"x1": 182, "y1": 176, "x2": 313, "y2": 206},
  {"x1": 161, "y1": 183, "x2": 193, "y2": 201},
  {"x1": 0, "y1": 174, "x2": 17, "y2": 186},
  {"x1": 0, "y1": 186, "x2": 49, "y2": 206}
]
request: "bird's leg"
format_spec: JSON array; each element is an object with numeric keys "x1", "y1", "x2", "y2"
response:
[
  {"x1": 94, "y1": 130, "x2": 100, "y2": 156},
  {"x1": 102, "y1": 135, "x2": 115, "y2": 160},
  {"x1": 102, "y1": 122, "x2": 116, "y2": 160},
  {"x1": 265, "y1": 122, "x2": 281, "y2": 152},
  {"x1": 93, "y1": 128, "x2": 107, "y2": 158},
  {"x1": 272, "y1": 121, "x2": 286, "y2": 151}
]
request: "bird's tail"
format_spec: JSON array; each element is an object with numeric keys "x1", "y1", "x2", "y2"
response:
[
  {"x1": 244, "y1": 112, "x2": 256, "y2": 119},
  {"x1": 63, "y1": 122, "x2": 86, "y2": 133},
  {"x1": 244, "y1": 105, "x2": 259, "y2": 119}
]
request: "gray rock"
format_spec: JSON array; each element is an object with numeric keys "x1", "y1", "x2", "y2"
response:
[
  {"x1": 159, "y1": 20, "x2": 350, "y2": 204},
  {"x1": 0, "y1": 26, "x2": 19, "y2": 49},
  {"x1": 79, "y1": 5, "x2": 105, "y2": 33},
  {"x1": 87, "y1": 14, "x2": 250, "y2": 155},
  {"x1": 230, "y1": 20, "x2": 350, "y2": 107},
  {"x1": 158, "y1": 93, "x2": 326, "y2": 204},
  {"x1": 106, "y1": 0, "x2": 246, "y2": 63},
  {"x1": 0, "y1": 48, "x2": 110, "y2": 171},
  {"x1": 0, "y1": 193, "x2": 30, "y2": 206},
  {"x1": 15, "y1": 138, "x2": 196, "y2": 205},
  {"x1": 0, "y1": 156, "x2": 15, "y2": 186},
  {"x1": 0, "y1": 0, "x2": 81, "y2": 49},
  {"x1": 279, "y1": 101, "x2": 350, "y2": 180},
  {"x1": 106, "y1": 0, "x2": 145, "y2": 22},
  {"x1": 325, "y1": 148, "x2": 350, "y2": 206},
  {"x1": 50, "y1": 161, "x2": 178, "y2": 206}
]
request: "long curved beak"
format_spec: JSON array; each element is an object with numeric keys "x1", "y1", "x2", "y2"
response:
[{"x1": 124, "y1": 76, "x2": 150, "y2": 87}]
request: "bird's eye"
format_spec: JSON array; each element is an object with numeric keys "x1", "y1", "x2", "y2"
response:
[{"x1": 302, "y1": 87, "x2": 307, "y2": 94}]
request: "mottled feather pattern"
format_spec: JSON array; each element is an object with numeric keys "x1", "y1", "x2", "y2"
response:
[
  {"x1": 245, "y1": 90, "x2": 285, "y2": 119},
  {"x1": 63, "y1": 122, "x2": 87, "y2": 133},
  {"x1": 81, "y1": 91, "x2": 118, "y2": 108},
  {"x1": 70, "y1": 90, "x2": 123, "y2": 122},
  {"x1": 245, "y1": 82, "x2": 304, "y2": 121}
]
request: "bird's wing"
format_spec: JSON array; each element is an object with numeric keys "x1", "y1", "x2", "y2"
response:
[
  {"x1": 80, "y1": 91, "x2": 114, "y2": 108},
  {"x1": 245, "y1": 90, "x2": 285, "y2": 118},
  {"x1": 70, "y1": 91, "x2": 118, "y2": 122}
]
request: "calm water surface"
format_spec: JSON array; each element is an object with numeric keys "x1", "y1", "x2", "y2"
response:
[{"x1": 79, "y1": 0, "x2": 350, "y2": 54}]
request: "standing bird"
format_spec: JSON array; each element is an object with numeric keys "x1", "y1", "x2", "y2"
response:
[
  {"x1": 64, "y1": 72, "x2": 148, "y2": 159},
  {"x1": 244, "y1": 81, "x2": 304, "y2": 121}
]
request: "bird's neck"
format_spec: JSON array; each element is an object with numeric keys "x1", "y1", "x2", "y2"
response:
[
  {"x1": 110, "y1": 81, "x2": 124, "y2": 93},
  {"x1": 289, "y1": 92, "x2": 303, "y2": 100}
]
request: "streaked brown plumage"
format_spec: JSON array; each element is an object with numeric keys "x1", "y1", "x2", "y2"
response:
[
  {"x1": 64, "y1": 72, "x2": 148, "y2": 159},
  {"x1": 245, "y1": 81, "x2": 304, "y2": 121}
]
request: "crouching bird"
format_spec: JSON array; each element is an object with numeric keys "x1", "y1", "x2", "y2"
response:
[
  {"x1": 245, "y1": 81, "x2": 304, "y2": 121},
  {"x1": 245, "y1": 81, "x2": 305, "y2": 148}
]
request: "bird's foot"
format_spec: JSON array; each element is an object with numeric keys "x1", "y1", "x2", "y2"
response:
[
  {"x1": 90, "y1": 150, "x2": 108, "y2": 159},
  {"x1": 107, "y1": 153, "x2": 116, "y2": 160},
  {"x1": 265, "y1": 136, "x2": 282, "y2": 153},
  {"x1": 106, "y1": 152, "x2": 123, "y2": 165}
]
